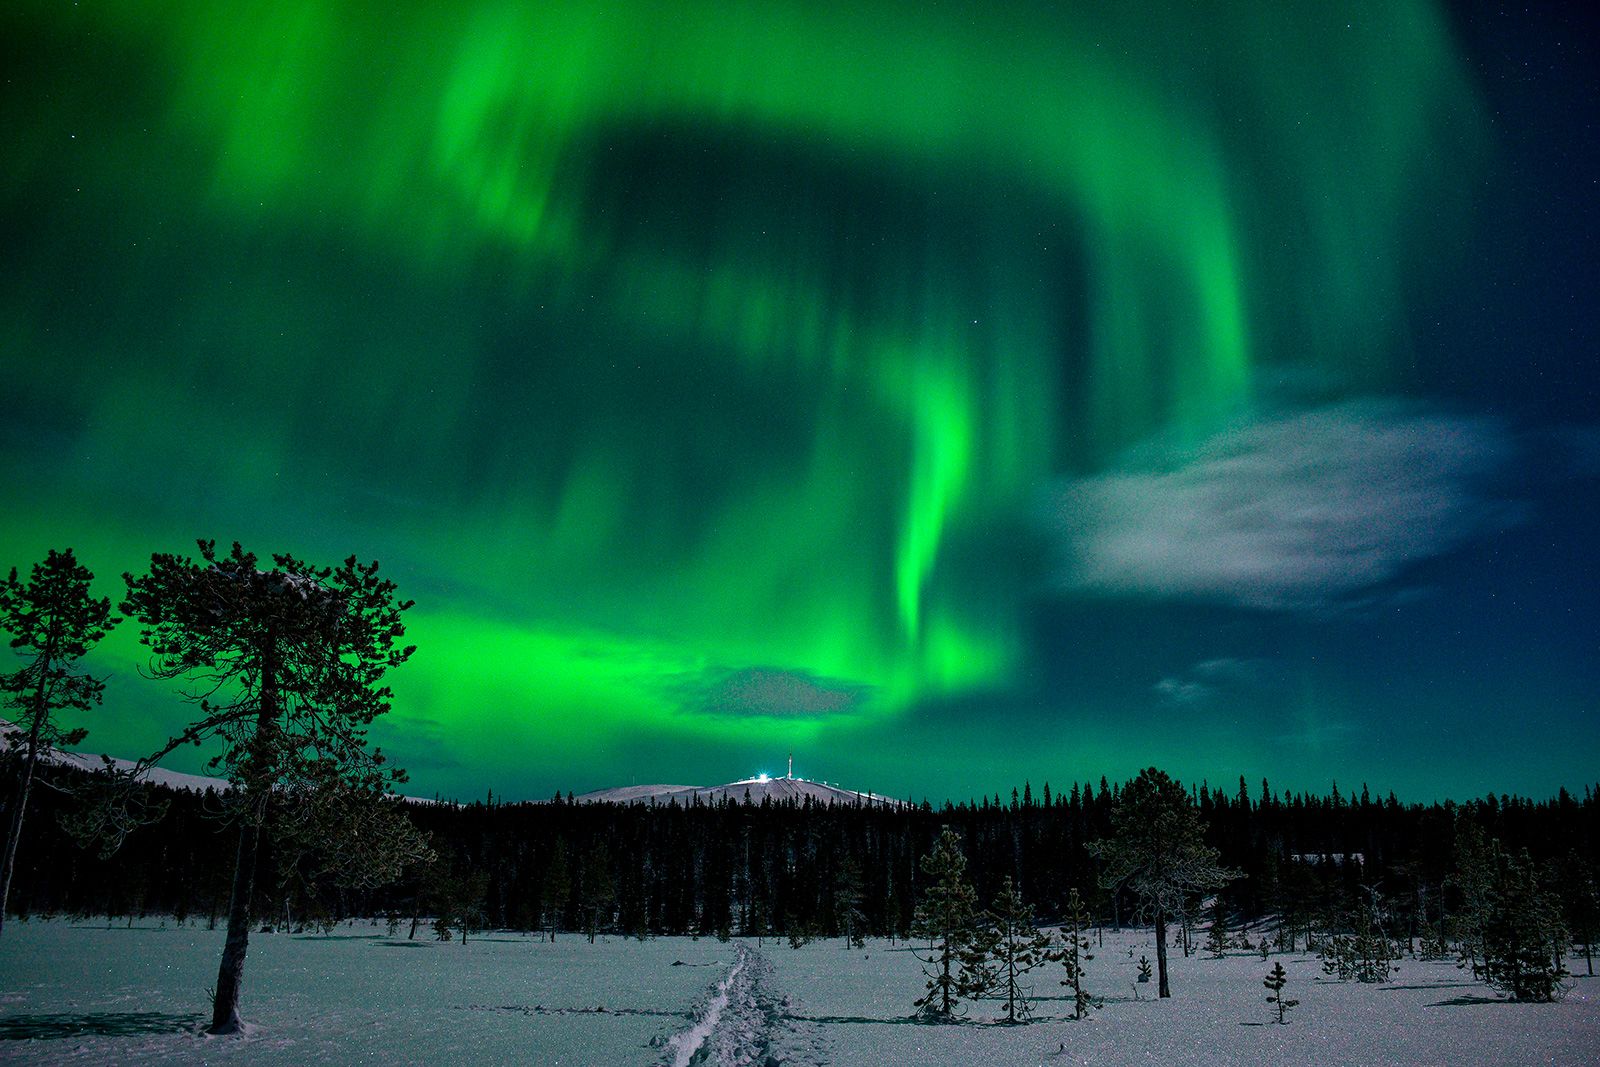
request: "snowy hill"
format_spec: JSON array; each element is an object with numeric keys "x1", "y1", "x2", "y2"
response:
[
  {"x1": 0, "y1": 719, "x2": 230, "y2": 794},
  {"x1": 0, "y1": 719, "x2": 442, "y2": 803},
  {"x1": 574, "y1": 773, "x2": 902, "y2": 808}
]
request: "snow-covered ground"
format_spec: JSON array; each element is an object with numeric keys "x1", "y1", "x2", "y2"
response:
[{"x1": 0, "y1": 921, "x2": 1593, "y2": 1065}]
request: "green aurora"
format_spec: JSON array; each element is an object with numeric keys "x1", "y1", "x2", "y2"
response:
[{"x1": 7, "y1": 0, "x2": 1592, "y2": 800}]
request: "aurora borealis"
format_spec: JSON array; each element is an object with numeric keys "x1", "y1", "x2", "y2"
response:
[{"x1": 3, "y1": 1, "x2": 1596, "y2": 801}]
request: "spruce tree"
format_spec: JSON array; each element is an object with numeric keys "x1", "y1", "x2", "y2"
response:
[
  {"x1": 1205, "y1": 895, "x2": 1230, "y2": 958},
  {"x1": 911, "y1": 827, "x2": 981, "y2": 1019},
  {"x1": 0, "y1": 549, "x2": 119, "y2": 934},
  {"x1": 79, "y1": 541, "x2": 423, "y2": 1034},
  {"x1": 1089, "y1": 768, "x2": 1240, "y2": 997},
  {"x1": 1262, "y1": 961, "x2": 1298, "y2": 1024}
]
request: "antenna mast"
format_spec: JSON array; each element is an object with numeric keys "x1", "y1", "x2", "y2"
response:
[{"x1": 787, "y1": 752, "x2": 793, "y2": 779}]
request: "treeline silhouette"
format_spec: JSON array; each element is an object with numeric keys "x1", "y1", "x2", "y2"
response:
[{"x1": 3, "y1": 765, "x2": 1596, "y2": 945}]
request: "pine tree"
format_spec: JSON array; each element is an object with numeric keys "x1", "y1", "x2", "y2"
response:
[
  {"x1": 1555, "y1": 851, "x2": 1597, "y2": 977},
  {"x1": 541, "y1": 839, "x2": 570, "y2": 942},
  {"x1": 1262, "y1": 961, "x2": 1298, "y2": 1024},
  {"x1": 787, "y1": 920, "x2": 815, "y2": 949},
  {"x1": 743, "y1": 888, "x2": 771, "y2": 946},
  {"x1": 1089, "y1": 768, "x2": 1241, "y2": 997},
  {"x1": 1052, "y1": 887, "x2": 1100, "y2": 1019},
  {"x1": 579, "y1": 842, "x2": 616, "y2": 943},
  {"x1": 911, "y1": 827, "x2": 981, "y2": 1020},
  {"x1": 980, "y1": 877, "x2": 1053, "y2": 1023},
  {"x1": 1478, "y1": 847, "x2": 1568, "y2": 1002},
  {"x1": 1136, "y1": 955, "x2": 1153, "y2": 983},
  {"x1": 956, "y1": 908, "x2": 998, "y2": 1007},
  {"x1": 456, "y1": 871, "x2": 489, "y2": 944},
  {"x1": 834, "y1": 854, "x2": 868, "y2": 949},
  {"x1": 76, "y1": 541, "x2": 423, "y2": 1034},
  {"x1": 1451, "y1": 820, "x2": 1497, "y2": 977},
  {"x1": 1351, "y1": 886, "x2": 1398, "y2": 983},
  {"x1": 0, "y1": 549, "x2": 119, "y2": 934}
]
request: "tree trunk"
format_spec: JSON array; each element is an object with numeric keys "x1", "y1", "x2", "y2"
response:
[
  {"x1": 941, "y1": 944, "x2": 953, "y2": 1014},
  {"x1": 209, "y1": 811, "x2": 264, "y2": 1033},
  {"x1": 0, "y1": 707, "x2": 47, "y2": 935},
  {"x1": 209, "y1": 631, "x2": 277, "y2": 1036},
  {"x1": 1154, "y1": 910, "x2": 1171, "y2": 998}
]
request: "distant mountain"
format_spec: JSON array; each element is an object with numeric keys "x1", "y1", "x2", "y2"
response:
[
  {"x1": 573, "y1": 773, "x2": 902, "y2": 807},
  {"x1": 0, "y1": 719, "x2": 444, "y2": 804}
]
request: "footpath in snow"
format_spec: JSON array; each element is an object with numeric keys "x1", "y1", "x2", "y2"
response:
[{"x1": 659, "y1": 943, "x2": 821, "y2": 1066}]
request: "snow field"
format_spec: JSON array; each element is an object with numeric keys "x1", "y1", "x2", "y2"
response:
[
  {"x1": 0, "y1": 921, "x2": 728, "y2": 1065},
  {"x1": 0, "y1": 921, "x2": 1594, "y2": 1065},
  {"x1": 764, "y1": 929, "x2": 1600, "y2": 1066}
]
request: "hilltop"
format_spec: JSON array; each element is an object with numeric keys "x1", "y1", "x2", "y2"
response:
[{"x1": 573, "y1": 772, "x2": 901, "y2": 807}]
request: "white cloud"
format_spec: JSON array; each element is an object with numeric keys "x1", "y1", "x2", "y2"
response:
[{"x1": 1051, "y1": 400, "x2": 1519, "y2": 611}]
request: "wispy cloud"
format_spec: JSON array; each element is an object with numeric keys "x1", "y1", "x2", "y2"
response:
[
  {"x1": 1153, "y1": 677, "x2": 1211, "y2": 705},
  {"x1": 680, "y1": 666, "x2": 869, "y2": 717},
  {"x1": 1050, "y1": 400, "x2": 1520, "y2": 611},
  {"x1": 1154, "y1": 657, "x2": 1279, "y2": 707}
]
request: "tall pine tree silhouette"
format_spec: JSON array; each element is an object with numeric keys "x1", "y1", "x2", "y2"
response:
[
  {"x1": 983, "y1": 876, "x2": 1053, "y2": 1022},
  {"x1": 1053, "y1": 887, "x2": 1100, "y2": 1019},
  {"x1": 1090, "y1": 768, "x2": 1239, "y2": 997},
  {"x1": 911, "y1": 827, "x2": 981, "y2": 1019},
  {"x1": 0, "y1": 549, "x2": 119, "y2": 934},
  {"x1": 89, "y1": 541, "x2": 424, "y2": 1034}
]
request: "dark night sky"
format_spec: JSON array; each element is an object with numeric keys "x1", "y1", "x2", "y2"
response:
[{"x1": 2, "y1": 0, "x2": 1595, "y2": 802}]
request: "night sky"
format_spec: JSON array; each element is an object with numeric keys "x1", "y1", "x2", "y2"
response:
[{"x1": 3, "y1": 1, "x2": 1595, "y2": 803}]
